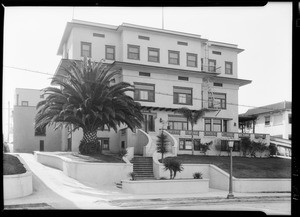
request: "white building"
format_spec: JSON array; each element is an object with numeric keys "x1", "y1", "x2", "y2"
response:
[
  {"x1": 239, "y1": 101, "x2": 291, "y2": 140},
  {"x1": 52, "y1": 19, "x2": 263, "y2": 157}
]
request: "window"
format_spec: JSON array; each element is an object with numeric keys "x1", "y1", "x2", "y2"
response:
[
  {"x1": 67, "y1": 138, "x2": 72, "y2": 151},
  {"x1": 213, "y1": 82, "x2": 223, "y2": 87},
  {"x1": 225, "y1": 61, "x2": 233, "y2": 74},
  {"x1": 139, "y1": 72, "x2": 151, "y2": 77},
  {"x1": 223, "y1": 120, "x2": 228, "y2": 132},
  {"x1": 265, "y1": 116, "x2": 270, "y2": 126},
  {"x1": 40, "y1": 140, "x2": 44, "y2": 151},
  {"x1": 128, "y1": 45, "x2": 140, "y2": 60},
  {"x1": 173, "y1": 87, "x2": 192, "y2": 105},
  {"x1": 208, "y1": 59, "x2": 216, "y2": 72},
  {"x1": 99, "y1": 138, "x2": 109, "y2": 150},
  {"x1": 201, "y1": 58, "x2": 204, "y2": 71},
  {"x1": 168, "y1": 50, "x2": 180, "y2": 65},
  {"x1": 178, "y1": 76, "x2": 189, "y2": 81},
  {"x1": 208, "y1": 92, "x2": 226, "y2": 109},
  {"x1": 179, "y1": 138, "x2": 198, "y2": 150},
  {"x1": 93, "y1": 33, "x2": 105, "y2": 38},
  {"x1": 81, "y1": 42, "x2": 92, "y2": 58},
  {"x1": 142, "y1": 114, "x2": 155, "y2": 132},
  {"x1": 168, "y1": 115, "x2": 188, "y2": 131},
  {"x1": 134, "y1": 83, "x2": 155, "y2": 102},
  {"x1": 35, "y1": 126, "x2": 46, "y2": 136},
  {"x1": 193, "y1": 139, "x2": 201, "y2": 151},
  {"x1": 205, "y1": 119, "x2": 211, "y2": 131},
  {"x1": 212, "y1": 51, "x2": 222, "y2": 55},
  {"x1": 105, "y1": 45, "x2": 115, "y2": 60},
  {"x1": 187, "y1": 53, "x2": 197, "y2": 67},
  {"x1": 21, "y1": 101, "x2": 29, "y2": 106},
  {"x1": 177, "y1": 41, "x2": 188, "y2": 46},
  {"x1": 221, "y1": 141, "x2": 240, "y2": 152},
  {"x1": 289, "y1": 114, "x2": 291, "y2": 124},
  {"x1": 221, "y1": 140, "x2": 229, "y2": 151},
  {"x1": 213, "y1": 119, "x2": 222, "y2": 132},
  {"x1": 148, "y1": 48, "x2": 159, "y2": 63},
  {"x1": 233, "y1": 141, "x2": 240, "y2": 152},
  {"x1": 138, "y1": 35, "x2": 150, "y2": 40}
]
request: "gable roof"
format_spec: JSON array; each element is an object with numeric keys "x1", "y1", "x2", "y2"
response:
[{"x1": 240, "y1": 101, "x2": 291, "y2": 117}]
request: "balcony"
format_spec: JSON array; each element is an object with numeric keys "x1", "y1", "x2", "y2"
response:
[{"x1": 200, "y1": 65, "x2": 221, "y2": 74}]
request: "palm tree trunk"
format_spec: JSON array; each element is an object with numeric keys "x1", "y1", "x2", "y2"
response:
[
  {"x1": 80, "y1": 130, "x2": 100, "y2": 155},
  {"x1": 83, "y1": 130, "x2": 97, "y2": 143}
]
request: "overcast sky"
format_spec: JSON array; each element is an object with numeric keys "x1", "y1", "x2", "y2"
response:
[{"x1": 2, "y1": 3, "x2": 292, "y2": 140}]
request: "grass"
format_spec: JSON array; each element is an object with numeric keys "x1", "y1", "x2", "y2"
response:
[
  {"x1": 166, "y1": 155, "x2": 291, "y2": 178},
  {"x1": 56, "y1": 152, "x2": 125, "y2": 163},
  {"x1": 3, "y1": 154, "x2": 27, "y2": 175}
]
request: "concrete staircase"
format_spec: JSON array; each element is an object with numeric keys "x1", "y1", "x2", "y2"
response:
[{"x1": 131, "y1": 156, "x2": 155, "y2": 180}]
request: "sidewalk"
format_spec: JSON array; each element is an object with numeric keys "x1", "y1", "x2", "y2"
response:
[{"x1": 4, "y1": 153, "x2": 291, "y2": 209}]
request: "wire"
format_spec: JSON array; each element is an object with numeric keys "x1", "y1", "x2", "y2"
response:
[{"x1": 2, "y1": 65, "x2": 286, "y2": 113}]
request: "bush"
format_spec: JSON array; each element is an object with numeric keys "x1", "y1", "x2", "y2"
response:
[
  {"x1": 269, "y1": 143, "x2": 278, "y2": 156},
  {"x1": 118, "y1": 148, "x2": 128, "y2": 158},
  {"x1": 3, "y1": 154, "x2": 26, "y2": 175},
  {"x1": 163, "y1": 158, "x2": 184, "y2": 179},
  {"x1": 200, "y1": 141, "x2": 213, "y2": 155},
  {"x1": 240, "y1": 137, "x2": 252, "y2": 157},
  {"x1": 159, "y1": 177, "x2": 167, "y2": 180},
  {"x1": 128, "y1": 172, "x2": 136, "y2": 181},
  {"x1": 193, "y1": 172, "x2": 203, "y2": 179},
  {"x1": 79, "y1": 140, "x2": 101, "y2": 155}
]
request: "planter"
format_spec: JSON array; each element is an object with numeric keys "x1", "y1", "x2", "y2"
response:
[
  {"x1": 4, "y1": 154, "x2": 33, "y2": 200},
  {"x1": 122, "y1": 178, "x2": 209, "y2": 194}
]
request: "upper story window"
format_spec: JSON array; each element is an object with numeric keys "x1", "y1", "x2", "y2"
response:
[
  {"x1": 168, "y1": 50, "x2": 180, "y2": 65},
  {"x1": 173, "y1": 86, "x2": 192, "y2": 105},
  {"x1": 178, "y1": 76, "x2": 189, "y2": 81},
  {"x1": 128, "y1": 45, "x2": 140, "y2": 60},
  {"x1": 213, "y1": 82, "x2": 223, "y2": 87},
  {"x1": 139, "y1": 72, "x2": 151, "y2": 77},
  {"x1": 208, "y1": 59, "x2": 216, "y2": 72},
  {"x1": 187, "y1": 53, "x2": 197, "y2": 67},
  {"x1": 212, "y1": 51, "x2": 222, "y2": 55},
  {"x1": 208, "y1": 92, "x2": 226, "y2": 109},
  {"x1": 265, "y1": 116, "x2": 270, "y2": 126},
  {"x1": 138, "y1": 35, "x2": 150, "y2": 40},
  {"x1": 177, "y1": 41, "x2": 188, "y2": 46},
  {"x1": 81, "y1": 42, "x2": 92, "y2": 58},
  {"x1": 93, "y1": 33, "x2": 105, "y2": 38},
  {"x1": 105, "y1": 45, "x2": 115, "y2": 60},
  {"x1": 134, "y1": 82, "x2": 155, "y2": 102},
  {"x1": 21, "y1": 101, "x2": 29, "y2": 106},
  {"x1": 148, "y1": 47, "x2": 160, "y2": 63},
  {"x1": 205, "y1": 119, "x2": 211, "y2": 131},
  {"x1": 201, "y1": 58, "x2": 204, "y2": 71},
  {"x1": 35, "y1": 126, "x2": 46, "y2": 136},
  {"x1": 225, "y1": 61, "x2": 233, "y2": 74},
  {"x1": 168, "y1": 115, "x2": 189, "y2": 131}
]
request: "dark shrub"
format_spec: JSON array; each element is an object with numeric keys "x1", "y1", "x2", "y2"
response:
[
  {"x1": 163, "y1": 157, "x2": 184, "y2": 179},
  {"x1": 193, "y1": 172, "x2": 203, "y2": 179},
  {"x1": 79, "y1": 140, "x2": 101, "y2": 155}
]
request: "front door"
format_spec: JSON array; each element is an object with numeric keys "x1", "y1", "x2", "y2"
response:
[{"x1": 142, "y1": 113, "x2": 155, "y2": 133}]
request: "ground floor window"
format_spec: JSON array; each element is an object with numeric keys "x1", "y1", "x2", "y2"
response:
[
  {"x1": 142, "y1": 113, "x2": 155, "y2": 132},
  {"x1": 99, "y1": 138, "x2": 109, "y2": 150},
  {"x1": 179, "y1": 138, "x2": 201, "y2": 150},
  {"x1": 205, "y1": 118, "x2": 229, "y2": 132},
  {"x1": 221, "y1": 140, "x2": 240, "y2": 152},
  {"x1": 168, "y1": 115, "x2": 188, "y2": 130},
  {"x1": 40, "y1": 140, "x2": 44, "y2": 151}
]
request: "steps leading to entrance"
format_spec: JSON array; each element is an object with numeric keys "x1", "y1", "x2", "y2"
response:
[{"x1": 131, "y1": 156, "x2": 155, "y2": 180}]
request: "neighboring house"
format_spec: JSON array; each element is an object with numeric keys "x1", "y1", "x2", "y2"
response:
[
  {"x1": 239, "y1": 101, "x2": 291, "y2": 140},
  {"x1": 13, "y1": 88, "x2": 69, "y2": 153},
  {"x1": 52, "y1": 19, "x2": 264, "y2": 157}
]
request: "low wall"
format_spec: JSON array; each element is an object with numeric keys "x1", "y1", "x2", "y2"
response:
[
  {"x1": 122, "y1": 179, "x2": 209, "y2": 194},
  {"x1": 4, "y1": 154, "x2": 33, "y2": 200},
  {"x1": 233, "y1": 178, "x2": 291, "y2": 193},
  {"x1": 34, "y1": 152, "x2": 133, "y2": 186}
]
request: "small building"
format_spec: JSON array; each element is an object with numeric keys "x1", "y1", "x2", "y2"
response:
[
  {"x1": 12, "y1": 88, "x2": 68, "y2": 153},
  {"x1": 239, "y1": 101, "x2": 291, "y2": 140}
]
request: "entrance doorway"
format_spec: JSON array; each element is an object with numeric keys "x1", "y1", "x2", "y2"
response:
[{"x1": 142, "y1": 113, "x2": 156, "y2": 133}]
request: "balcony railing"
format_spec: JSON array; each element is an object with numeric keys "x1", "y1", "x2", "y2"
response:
[{"x1": 201, "y1": 65, "x2": 221, "y2": 74}]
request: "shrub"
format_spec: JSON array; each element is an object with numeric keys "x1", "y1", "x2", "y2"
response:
[
  {"x1": 193, "y1": 172, "x2": 203, "y2": 179},
  {"x1": 269, "y1": 143, "x2": 278, "y2": 156},
  {"x1": 156, "y1": 131, "x2": 169, "y2": 161},
  {"x1": 79, "y1": 140, "x2": 101, "y2": 155},
  {"x1": 163, "y1": 158, "x2": 184, "y2": 179},
  {"x1": 159, "y1": 177, "x2": 167, "y2": 180},
  {"x1": 240, "y1": 137, "x2": 252, "y2": 157},
  {"x1": 200, "y1": 141, "x2": 213, "y2": 155},
  {"x1": 128, "y1": 172, "x2": 136, "y2": 181}
]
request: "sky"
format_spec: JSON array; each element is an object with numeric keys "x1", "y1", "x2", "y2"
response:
[{"x1": 2, "y1": 3, "x2": 292, "y2": 141}]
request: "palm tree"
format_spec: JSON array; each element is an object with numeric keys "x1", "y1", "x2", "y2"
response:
[
  {"x1": 35, "y1": 58, "x2": 144, "y2": 155},
  {"x1": 177, "y1": 107, "x2": 209, "y2": 155}
]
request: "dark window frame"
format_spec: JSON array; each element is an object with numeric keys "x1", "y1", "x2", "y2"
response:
[
  {"x1": 208, "y1": 92, "x2": 227, "y2": 110},
  {"x1": 208, "y1": 59, "x2": 216, "y2": 72},
  {"x1": 127, "y1": 44, "x2": 140, "y2": 60},
  {"x1": 178, "y1": 76, "x2": 189, "y2": 81},
  {"x1": 148, "y1": 47, "x2": 160, "y2": 63},
  {"x1": 213, "y1": 82, "x2": 223, "y2": 87},
  {"x1": 205, "y1": 118, "x2": 212, "y2": 131},
  {"x1": 179, "y1": 138, "x2": 201, "y2": 150},
  {"x1": 212, "y1": 119, "x2": 222, "y2": 132},
  {"x1": 134, "y1": 82, "x2": 155, "y2": 102},
  {"x1": 139, "y1": 72, "x2": 151, "y2": 77},
  {"x1": 39, "y1": 140, "x2": 44, "y2": 151},
  {"x1": 168, "y1": 50, "x2": 180, "y2": 65},
  {"x1": 225, "y1": 61, "x2": 233, "y2": 74},
  {"x1": 138, "y1": 35, "x2": 150, "y2": 40},
  {"x1": 212, "y1": 51, "x2": 222, "y2": 55},
  {"x1": 99, "y1": 137, "x2": 109, "y2": 150},
  {"x1": 105, "y1": 45, "x2": 115, "y2": 60},
  {"x1": 173, "y1": 86, "x2": 193, "y2": 105},
  {"x1": 265, "y1": 116, "x2": 270, "y2": 126},
  {"x1": 93, "y1": 33, "x2": 105, "y2": 38},
  {"x1": 289, "y1": 114, "x2": 291, "y2": 124},
  {"x1": 81, "y1": 41, "x2": 92, "y2": 58},
  {"x1": 168, "y1": 121, "x2": 189, "y2": 131},
  {"x1": 187, "y1": 53, "x2": 198, "y2": 67},
  {"x1": 177, "y1": 41, "x2": 188, "y2": 46},
  {"x1": 21, "y1": 101, "x2": 29, "y2": 106}
]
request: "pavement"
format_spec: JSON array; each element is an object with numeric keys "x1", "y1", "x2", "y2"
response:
[{"x1": 4, "y1": 153, "x2": 291, "y2": 211}]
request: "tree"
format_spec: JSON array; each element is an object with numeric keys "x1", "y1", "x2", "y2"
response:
[
  {"x1": 163, "y1": 158, "x2": 184, "y2": 179},
  {"x1": 35, "y1": 58, "x2": 143, "y2": 155},
  {"x1": 177, "y1": 107, "x2": 209, "y2": 155},
  {"x1": 156, "y1": 131, "x2": 169, "y2": 161},
  {"x1": 240, "y1": 137, "x2": 252, "y2": 157}
]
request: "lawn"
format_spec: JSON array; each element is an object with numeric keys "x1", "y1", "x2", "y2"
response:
[
  {"x1": 3, "y1": 154, "x2": 27, "y2": 175},
  {"x1": 169, "y1": 155, "x2": 291, "y2": 178},
  {"x1": 56, "y1": 152, "x2": 125, "y2": 163}
]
